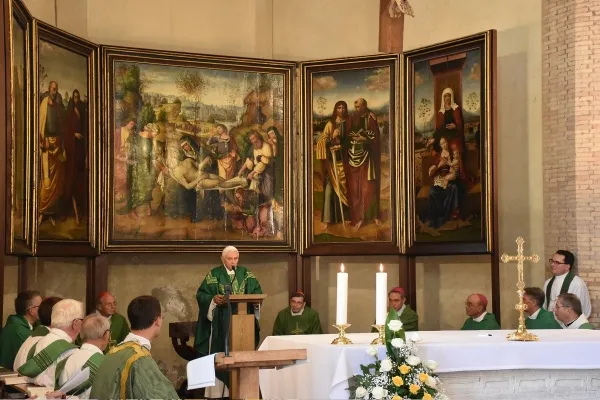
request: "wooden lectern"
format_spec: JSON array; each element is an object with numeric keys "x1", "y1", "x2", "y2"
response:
[
  {"x1": 227, "y1": 294, "x2": 267, "y2": 396},
  {"x1": 228, "y1": 294, "x2": 267, "y2": 352},
  {"x1": 215, "y1": 349, "x2": 307, "y2": 400}
]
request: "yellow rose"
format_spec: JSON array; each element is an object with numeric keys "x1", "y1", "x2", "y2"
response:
[
  {"x1": 422, "y1": 394, "x2": 433, "y2": 400},
  {"x1": 392, "y1": 396, "x2": 402, "y2": 400},
  {"x1": 419, "y1": 372, "x2": 429, "y2": 382},
  {"x1": 409, "y1": 384, "x2": 421, "y2": 395},
  {"x1": 399, "y1": 364, "x2": 411, "y2": 374},
  {"x1": 392, "y1": 376, "x2": 404, "y2": 387}
]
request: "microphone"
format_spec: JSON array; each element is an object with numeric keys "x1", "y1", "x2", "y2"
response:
[{"x1": 223, "y1": 284, "x2": 232, "y2": 357}]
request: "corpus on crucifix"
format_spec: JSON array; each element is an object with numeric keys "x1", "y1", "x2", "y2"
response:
[{"x1": 501, "y1": 236, "x2": 540, "y2": 341}]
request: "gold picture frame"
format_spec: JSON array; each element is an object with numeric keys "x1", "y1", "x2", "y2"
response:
[
  {"x1": 101, "y1": 46, "x2": 296, "y2": 252},
  {"x1": 403, "y1": 30, "x2": 497, "y2": 255},
  {"x1": 32, "y1": 20, "x2": 100, "y2": 256}
]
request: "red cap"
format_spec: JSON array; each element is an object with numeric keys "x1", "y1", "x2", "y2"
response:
[
  {"x1": 96, "y1": 291, "x2": 111, "y2": 303},
  {"x1": 389, "y1": 287, "x2": 405, "y2": 295},
  {"x1": 475, "y1": 293, "x2": 488, "y2": 309}
]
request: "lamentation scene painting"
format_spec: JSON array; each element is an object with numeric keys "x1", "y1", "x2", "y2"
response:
[
  {"x1": 37, "y1": 37, "x2": 89, "y2": 241},
  {"x1": 306, "y1": 57, "x2": 397, "y2": 251},
  {"x1": 411, "y1": 47, "x2": 484, "y2": 243},
  {"x1": 105, "y1": 54, "x2": 292, "y2": 250}
]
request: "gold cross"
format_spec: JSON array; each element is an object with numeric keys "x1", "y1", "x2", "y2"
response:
[
  {"x1": 291, "y1": 322, "x2": 304, "y2": 335},
  {"x1": 501, "y1": 236, "x2": 540, "y2": 341}
]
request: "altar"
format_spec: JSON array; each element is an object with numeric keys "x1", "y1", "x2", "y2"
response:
[{"x1": 259, "y1": 330, "x2": 600, "y2": 400}]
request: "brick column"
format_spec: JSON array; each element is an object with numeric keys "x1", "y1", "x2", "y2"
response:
[{"x1": 543, "y1": 0, "x2": 600, "y2": 325}]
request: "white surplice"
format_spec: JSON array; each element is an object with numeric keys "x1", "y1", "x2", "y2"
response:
[
  {"x1": 29, "y1": 328, "x2": 77, "y2": 387},
  {"x1": 543, "y1": 273, "x2": 592, "y2": 317},
  {"x1": 57, "y1": 343, "x2": 103, "y2": 399}
]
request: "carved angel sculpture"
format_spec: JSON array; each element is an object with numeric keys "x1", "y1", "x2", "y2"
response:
[{"x1": 388, "y1": 0, "x2": 415, "y2": 17}]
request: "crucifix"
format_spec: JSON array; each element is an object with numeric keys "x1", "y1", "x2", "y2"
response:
[
  {"x1": 501, "y1": 237, "x2": 540, "y2": 341},
  {"x1": 378, "y1": 0, "x2": 414, "y2": 53}
]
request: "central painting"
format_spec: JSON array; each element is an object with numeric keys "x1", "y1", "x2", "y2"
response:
[{"x1": 102, "y1": 47, "x2": 295, "y2": 252}]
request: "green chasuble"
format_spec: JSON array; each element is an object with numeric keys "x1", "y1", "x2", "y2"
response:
[
  {"x1": 194, "y1": 265, "x2": 262, "y2": 387},
  {"x1": 461, "y1": 313, "x2": 500, "y2": 330},
  {"x1": 0, "y1": 314, "x2": 32, "y2": 369},
  {"x1": 90, "y1": 341, "x2": 179, "y2": 400},
  {"x1": 525, "y1": 308, "x2": 561, "y2": 330},
  {"x1": 31, "y1": 325, "x2": 50, "y2": 337},
  {"x1": 18, "y1": 339, "x2": 77, "y2": 378},
  {"x1": 272, "y1": 306, "x2": 323, "y2": 335},
  {"x1": 108, "y1": 313, "x2": 130, "y2": 344},
  {"x1": 579, "y1": 322, "x2": 594, "y2": 329}
]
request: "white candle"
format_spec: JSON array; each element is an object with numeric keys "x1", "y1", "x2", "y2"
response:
[
  {"x1": 336, "y1": 264, "x2": 348, "y2": 325},
  {"x1": 375, "y1": 264, "x2": 388, "y2": 325}
]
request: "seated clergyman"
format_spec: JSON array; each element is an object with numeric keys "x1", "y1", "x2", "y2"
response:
[
  {"x1": 272, "y1": 292, "x2": 322, "y2": 335},
  {"x1": 553, "y1": 293, "x2": 595, "y2": 329},
  {"x1": 460, "y1": 293, "x2": 500, "y2": 330},
  {"x1": 372, "y1": 287, "x2": 418, "y2": 338},
  {"x1": 56, "y1": 314, "x2": 110, "y2": 399},
  {"x1": 14, "y1": 296, "x2": 63, "y2": 371},
  {"x1": 523, "y1": 287, "x2": 561, "y2": 329},
  {"x1": 18, "y1": 299, "x2": 84, "y2": 387}
]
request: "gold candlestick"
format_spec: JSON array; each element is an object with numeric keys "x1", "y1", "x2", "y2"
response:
[
  {"x1": 501, "y1": 236, "x2": 540, "y2": 342},
  {"x1": 331, "y1": 324, "x2": 352, "y2": 344},
  {"x1": 371, "y1": 324, "x2": 385, "y2": 345}
]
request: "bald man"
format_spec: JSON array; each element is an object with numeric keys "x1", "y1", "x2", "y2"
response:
[
  {"x1": 96, "y1": 291, "x2": 130, "y2": 349},
  {"x1": 194, "y1": 245, "x2": 262, "y2": 399},
  {"x1": 461, "y1": 293, "x2": 500, "y2": 330}
]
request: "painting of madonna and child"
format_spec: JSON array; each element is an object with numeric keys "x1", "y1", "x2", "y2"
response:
[
  {"x1": 308, "y1": 58, "x2": 396, "y2": 247},
  {"x1": 106, "y1": 55, "x2": 292, "y2": 249},
  {"x1": 411, "y1": 46, "x2": 487, "y2": 244}
]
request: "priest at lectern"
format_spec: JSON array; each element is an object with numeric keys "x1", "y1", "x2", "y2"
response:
[{"x1": 194, "y1": 245, "x2": 262, "y2": 398}]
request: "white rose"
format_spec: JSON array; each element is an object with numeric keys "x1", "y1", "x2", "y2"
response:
[
  {"x1": 366, "y1": 345, "x2": 378, "y2": 357},
  {"x1": 371, "y1": 386, "x2": 386, "y2": 399},
  {"x1": 391, "y1": 338, "x2": 405, "y2": 348},
  {"x1": 409, "y1": 332, "x2": 422, "y2": 342},
  {"x1": 355, "y1": 386, "x2": 367, "y2": 398},
  {"x1": 380, "y1": 358, "x2": 393, "y2": 372},
  {"x1": 407, "y1": 355, "x2": 421, "y2": 366},
  {"x1": 426, "y1": 375, "x2": 437, "y2": 388},
  {"x1": 387, "y1": 319, "x2": 403, "y2": 332},
  {"x1": 426, "y1": 359, "x2": 438, "y2": 372}
]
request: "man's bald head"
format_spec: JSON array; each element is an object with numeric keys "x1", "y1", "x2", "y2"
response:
[{"x1": 97, "y1": 291, "x2": 117, "y2": 317}]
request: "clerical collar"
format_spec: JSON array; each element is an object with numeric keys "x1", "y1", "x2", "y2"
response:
[
  {"x1": 123, "y1": 332, "x2": 152, "y2": 349},
  {"x1": 396, "y1": 304, "x2": 406, "y2": 317},
  {"x1": 565, "y1": 318, "x2": 577, "y2": 327},
  {"x1": 224, "y1": 266, "x2": 235, "y2": 276},
  {"x1": 95, "y1": 310, "x2": 112, "y2": 321},
  {"x1": 48, "y1": 327, "x2": 74, "y2": 343},
  {"x1": 472, "y1": 311, "x2": 487, "y2": 322},
  {"x1": 554, "y1": 272, "x2": 568, "y2": 281},
  {"x1": 528, "y1": 309, "x2": 541, "y2": 319},
  {"x1": 291, "y1": 307, "x2": 305, "y2": 316},
  {"x1": 80, "y1": 342, "x2": 103, "y2": 354}
]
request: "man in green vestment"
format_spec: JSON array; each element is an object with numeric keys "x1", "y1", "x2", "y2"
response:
[
  {"x1": 90, "y1": 295, "x2": 179, "y2": 400},
  {"x1": 461, "y1": 293, "x2": 500, "y2": 330},
  {"x1": 554, "y1": 293, "x2": 595, "y2": 329},
  {"x1": 19, "y1": 299, "x2": 84, "y2": 387},
  {"x1": 273, "y1": 292, "x2": 322, "y2": 335},
  {"x1": 0, "y1": 290, "x2": 42, "y2": 368},
  {"x1": 14, "y1": 296, "x2": 62, "y2": 371},
  {"x1": 371, "y1": 287, "x2": 419, "y2": 338},
  {"x1": 95, "y1": 291, "x2": 130, "y2": 349},
  {"x1": 57, "y1": 314, "x2": 110, "y2": 399},
  {"x1": 194, "y1": 245, "x2": 262, "y2": 398},
  {"x1": 544, "y1": 250, "x2": 591, "y2": 317},
  {"x1": 523, "y1": 287, "x2": 561, "y2": 329}
]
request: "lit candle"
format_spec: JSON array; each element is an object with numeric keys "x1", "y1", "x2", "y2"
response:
[
  {"x1": 336, "y1": 264, "x2": 348, "y2": 325},
  {"x1": 375, "y1": 264, "x2": 387, "y2": 325}
]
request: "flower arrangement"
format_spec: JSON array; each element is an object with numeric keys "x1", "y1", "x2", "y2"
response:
[{"x1": 349, "y1": 320, "x2": 448, "y2": 400}]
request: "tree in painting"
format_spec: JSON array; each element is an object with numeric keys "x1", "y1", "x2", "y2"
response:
[{"x1": 111, "y1": 62, "x2": 286, "y2": 243}]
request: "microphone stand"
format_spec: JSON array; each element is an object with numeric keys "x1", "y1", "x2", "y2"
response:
[{"x1": 224, "y1": 283, "x2": 232, "y2": 358}]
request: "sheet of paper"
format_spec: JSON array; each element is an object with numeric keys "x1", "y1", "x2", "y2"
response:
[
  {"x1": 187, "y1": 354, "x2": 216, "y2": 390},
  {"x1": 58, "y1": 366, "x2": 90, "y2": 394},
  {"x1": 2, "y1": 375, "x2": 27, "y2": 384}
]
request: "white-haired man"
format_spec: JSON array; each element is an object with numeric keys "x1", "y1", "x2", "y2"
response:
[
  {"x1": 18, "y1": 299, "x2": 84, "y2": 388},
  {"x1": 57, "y1": 314, "x2": 109, "y2": 399},
  {"x1": 194, "y1": 245, "x2": 262, "y2": 398}
]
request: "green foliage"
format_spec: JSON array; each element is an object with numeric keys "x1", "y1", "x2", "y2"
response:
[{"x1": 157, "y1": 108, "x2": 168, "y2": 122}]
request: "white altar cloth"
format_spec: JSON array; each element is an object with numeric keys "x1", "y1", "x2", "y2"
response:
[{"x1": 258, "y1": 330, "x2": 600, "y2": 400}]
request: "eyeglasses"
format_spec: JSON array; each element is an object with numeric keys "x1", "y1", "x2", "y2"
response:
[
  {"x1": 548, "y1": 259, "x2": 565, "y2": 265},
  {"x1": 555, "y1": 304, "x2": 569, "y2": 309}
]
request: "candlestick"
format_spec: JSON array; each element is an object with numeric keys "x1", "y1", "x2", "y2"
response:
[
  {"x1": 371, "y1": 324, "x2": 385, "y2": 345},
  {"x1": 331, "y1": 324, "x2": 352, "y2": 345},
  {"x1": 375, "y1": 264, "x2": 387, "y2": 325},
  {"x1": 336, "y1": 264, "x2": 348, "y2": 325}
]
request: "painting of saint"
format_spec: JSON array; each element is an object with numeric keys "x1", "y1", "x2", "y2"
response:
[
  {"x1": 37, "y1": 39, "x2": 89, "y2": 240},
  {"x1": 104, "y1": 51, "x2": 294, "y2": 251},
  {"x1": 412, "y1": 47, "x2": 484, "y2": 244},
  {"x1": 305, "y1": 57, "x2": 397, "y2": 251}
]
